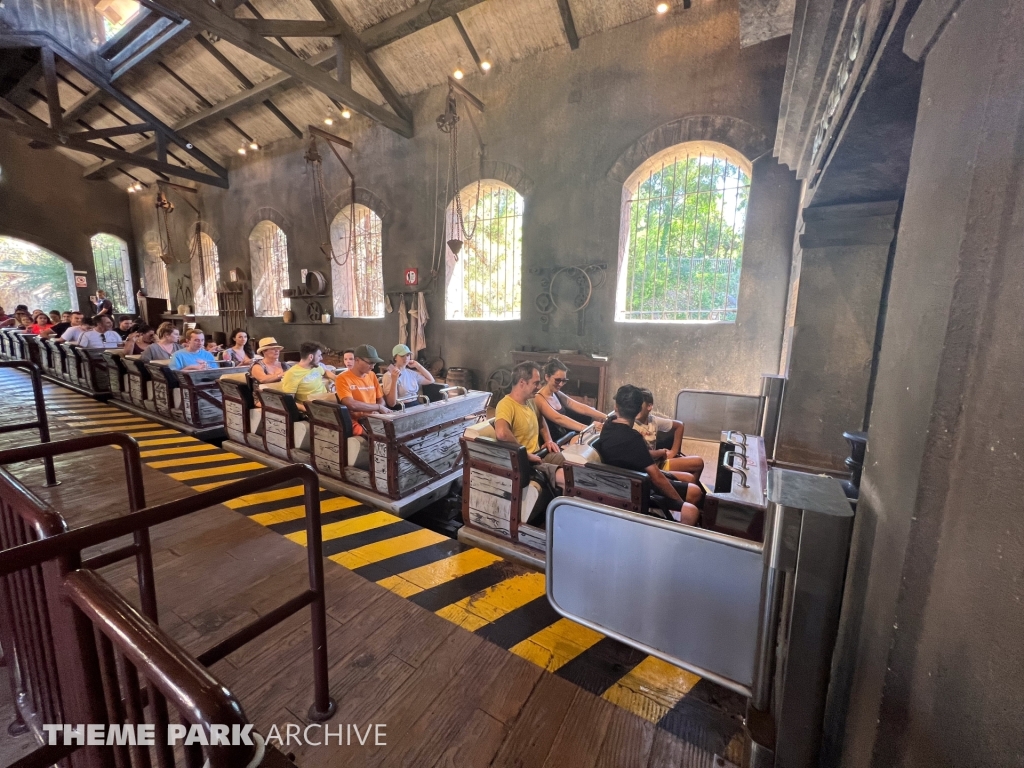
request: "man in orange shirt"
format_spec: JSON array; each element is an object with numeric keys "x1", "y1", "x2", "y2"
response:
[{"x1": 335, "y1": 343, "x2": 389, "y2": 436}]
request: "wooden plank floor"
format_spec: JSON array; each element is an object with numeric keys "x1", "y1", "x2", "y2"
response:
[{"x1": 0, "y1": 369, "x2": 744, "y2": 767}]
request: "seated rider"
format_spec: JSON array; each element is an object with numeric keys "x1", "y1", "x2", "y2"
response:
[
  {"x1": 494, "y1": 361, "x2": 564, "y2": 491},
  {"x1": 635, "y1": 388, "x2": 706, "y2": 479},
  {"x1": 382, "y1": 343, "x2": 435, "y2": 407},
  {"x1": 534, "y1": 358, "x2": 608, "y2": 442},
  {"x1": 250, "y1": 337, "x2": 288, "y2": 385},
  {"x1": 335, "y1": 344, "x2": 390, "y2": 435},
  {"x1": 597, "y1": 385, "x2": 702, "y2": 525},
  {"x1": 280, "y1": 341, "x2": 339, "y2": 409},
  {"x1": 60, "y1": 313, "x2": 91, "y2": 343},
  {"x1": 78, "y1": 315, "x2": 123, "y2": 349},
  {"x1": 169, "y1": 329, "x2": 217, "y2": 370}
]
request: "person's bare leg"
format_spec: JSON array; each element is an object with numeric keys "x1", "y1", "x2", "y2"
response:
[
  {"x1": 673, "y1": 502, "x2": 700, "y2": 526},
  {"x1": 667, "y1": 455, "x2": 705, "y2": 477},
  {"x1": 685, "y1": 483, "x2": 703, "y2": 506}
]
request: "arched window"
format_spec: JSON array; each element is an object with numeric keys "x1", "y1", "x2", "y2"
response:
[
  {"x1": 445, "y1": 180, "x2": 523, "y2": 321},
  {"x1": 90, "y1": 233, "x2": 135, "y2": 312},
  {"x1": 615, "y1": 141, "x2": 751, "y2": 322},
  {"x1": 249, "y1": 221, "x2": 289, "y2": 318},
  {"x1": 190, "y1": 231, "x2": 220, "y2": 316},
  {"x1": 330, "y1": 204, "x2": 384, "y2": 318},
  {"x1": 0, "y1": 236, "x2": 78, "y2": 311}
]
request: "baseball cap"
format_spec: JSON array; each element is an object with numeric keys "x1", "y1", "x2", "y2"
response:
[
  {"x1": 354, "y1": 343, "x2": 384, "y2": 364},
  {"x1": 392, "y1": 344, "x2": 412, "y2": 357}
]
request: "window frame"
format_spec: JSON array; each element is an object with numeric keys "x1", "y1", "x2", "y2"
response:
[
  {"x1": 444, "y1": 179, "x2": 524, "y2": 322},
  {"x1": 248, "y1": 220, "x2": 290, "y2": 319},
  {"x1": 614, "y1": 141, "x2": 752, "y2": 324},
  {"x1": 330, "y1": 203, "x2": 385, "y2": 319},
  {"x1": 90, "y1": 233, "x2": 135, "y2": 313},
  {"x1": 0, "y1": 235, "x2": 79, "y2": 312},
  {"x1": 190, "y1": 231, "x2": 220, "y2": 317}
]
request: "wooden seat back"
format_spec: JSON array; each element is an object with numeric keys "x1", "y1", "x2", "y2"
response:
[
  {"x1": 73, "y1": 347, "x2": 112, "y2": 394},
  {"x1": 219, "y1": 373, "x2": 255, "y2": 444},
  {"x1": 101, "y1": 350, "x2": 129, "y2": 401},
  {"x1": 460, "y1": 435, "x2": 533, "y2": 542},
  {"x1": 121, "y1": 355, "x2": 151, "y2": 406},
  {"x1": 258, "y1": 384, "x2": 305, "y2": 460},
  {"x1": 144, "y1": 360, "x2": 178, "y2": 417},
  {"x1": 563, "y1": 462, "x2": 650, "y2": 516},
  {"x1": 172, "y1": 366, "x2": 243, "y2": 427},
  {"x1": 306, "y1": 398, "x2": 354, "y2": 479}
]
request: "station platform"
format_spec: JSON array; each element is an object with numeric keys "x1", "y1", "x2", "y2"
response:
[{"x1": 0, "y1": 368, "x2": 746, "y2": 767}]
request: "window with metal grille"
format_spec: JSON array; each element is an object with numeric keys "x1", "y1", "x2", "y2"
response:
[
  {"x1": 190, "y1": 232, "x2": 220, "y2": 316},
  {"x1": 330, "y1": 204, "x2": 384, "y2": 318},
  {"x1": 445, "y1": 180, "x2": 523, "y2": 321},
  {"x1": 249, "y1": 221, "x2": 289, "y2": 318},
  {"x1": 615, "y1": 141, "x2": 751, "y2": 322},
  {"x1": 0, "y1": 236, "x2": 78, "y2": 311},
  {"x1": 90, "y1": 233, "x2": 135, "y2": 313}
]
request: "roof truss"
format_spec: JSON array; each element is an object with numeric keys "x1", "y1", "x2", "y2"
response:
[
  {"x1": 147, "y1": 0, "x2": 413, "y2": 137},
  {"x1": 0, "y1": 33, "x2": 229, "y2": 188}
]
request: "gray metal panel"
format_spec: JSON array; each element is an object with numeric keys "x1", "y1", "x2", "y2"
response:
[
  {"x1": 767, "y1": 468, "x2": 853, "y2": 517},
  {"x1": 674, "y1": 389, "x2": 762, "y2": 440},
  {"x1": 546, "y1": 498, "x2": 764, "y2": 694}
]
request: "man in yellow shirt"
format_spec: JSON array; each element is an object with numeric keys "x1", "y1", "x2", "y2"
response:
[
  {"x1": 280, "y1": 341, "x2": 338, "y2": 407},
  {"x1": 494, "y1": 361, "x2": 561, "y2": 463}
]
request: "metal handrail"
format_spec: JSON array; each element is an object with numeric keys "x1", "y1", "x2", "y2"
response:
[
  {"x1": 64, "y1": 569, "x2": 256, "y2": 768},
  {"x1": 0, "y1": 361, "x2": 57, "y2": 486},
  {"x1": 0, "y1": 459, "x2": 337, "y2": 722}
]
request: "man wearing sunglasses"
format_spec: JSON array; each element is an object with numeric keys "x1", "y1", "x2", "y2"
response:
[{"x1": 335, "y1": 344, "x2": 390, "y2": 437}]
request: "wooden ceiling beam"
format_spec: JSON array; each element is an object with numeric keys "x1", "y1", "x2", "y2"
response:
[
  {"x1": 39, "y1": 47, "x2": 62, "y2": 132},
  {"x1": 147, "y1": 0, "x2": 412, "y2": 137},
  {"x1": 234, "y1": 19, "x2": 346, "y2": 37},
  {"x1": 304, "y1": 0, "x2": 412, "y2": 124},
  {"x1": 84, "y1": 47, "x2": 339, "y2": 180},
  {"x1": 0, "y1": 32, "x2": 228, "y2": 183},
  {"x1": 71, "y1": 123, "x2": 152, "y2": 140},
  {"x1": 359, "y1": 0, "x2": 487, "y2": 51},
  {"x1": 0, "y1": 99, "x2": 226, "y2": 187},
  {"x1": 555, "y1": 0, "x2": 580, "y2": 50}
]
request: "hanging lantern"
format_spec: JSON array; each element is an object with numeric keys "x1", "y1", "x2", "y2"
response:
[{"x1": 447, "y1": 239, "x2": 463, "y2": 255}]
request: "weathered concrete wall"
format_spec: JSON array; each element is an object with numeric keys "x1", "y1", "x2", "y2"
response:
[
  {"x1": 775, "y1": 201, "x2": 896, "y2": 470},
  {"x1": 0, "y1": 133, "x2": 135, "y2": 311},
  {"x1": 829, "y1": 0, "x2": 1024, "y2": 765},
  {"x1": 129, "y1": 0, "x2": 798, "y2": 409}
]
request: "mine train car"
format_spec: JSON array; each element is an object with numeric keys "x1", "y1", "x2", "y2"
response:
[
  {"x1": 219, "y1": 373, "x2": 491, "y2": 517},
  {"x1": 458, "y1": 374, "x2": 785, "y2": 567}
]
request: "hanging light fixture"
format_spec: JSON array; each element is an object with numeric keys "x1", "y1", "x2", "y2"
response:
[
  {"x1": 453, "y1": 67, "x2": 464, "y2": 80},
  {"x1": 249, "y1": 141, "x2": 259, "y2": 150},
  {"x1": 480, "y1": 49, "x2": 492, "y2": 72},
  {"x1": 324, "y1": 116, "x2": 334, "y2": 126},
  {"x1": 341, "y1": 108, "x2": 351, "y2": 119},
  {"x1": 656, "y1": 2, "x2": 670, "y2": 13},
  {"x1": 238, "y1": 147, "x2": 246, "y2": 155}
]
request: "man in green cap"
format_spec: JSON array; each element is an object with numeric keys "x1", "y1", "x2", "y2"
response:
[{"x1": 336, "y1": 343, "x2": 390, "y2": 436}]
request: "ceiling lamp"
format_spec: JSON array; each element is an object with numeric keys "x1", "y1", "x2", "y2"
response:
[
  {"x1": 238, "y1": 147, "x2": 246, "y2": 155},
  {"x1": 453, "y1": 68, "x2": 464, "y2": 80},
  {"x1": 656, "y1": 2, "x2": 670, "y2": 13},
  {"x1": 480, "y1": 49, "x2": 492, "y2": 72},
  {"x1": 249, "y1": 141, "x2": 259, "y2": 150},
  {"x1": 341, "y1": 108, "x2": 351, "y2": 119},
  {"x1": 324, "y1": 117, "x2": 334, "y2": 126}
]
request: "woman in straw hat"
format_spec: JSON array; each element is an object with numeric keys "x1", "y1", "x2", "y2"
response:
[{"x1": 251, "y1": 337, "x2": 288, "y2": 384}]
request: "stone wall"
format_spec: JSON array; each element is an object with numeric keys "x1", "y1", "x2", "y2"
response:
[{"x1": 0, "y1": 133, "x2": 136, "y2": 313}]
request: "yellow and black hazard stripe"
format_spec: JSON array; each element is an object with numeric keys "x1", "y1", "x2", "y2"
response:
[{"x1": 33, "y1": 385, "x2": 747, "y2": 760}]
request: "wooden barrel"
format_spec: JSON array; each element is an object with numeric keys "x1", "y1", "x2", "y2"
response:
[{"x1": 444, "y1": 367, "x2": 474, "y2": 390}]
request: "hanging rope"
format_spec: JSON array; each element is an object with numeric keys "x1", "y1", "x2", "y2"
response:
[{"x1": 156, "y1": 192, "x2": 177, "y2": 264}]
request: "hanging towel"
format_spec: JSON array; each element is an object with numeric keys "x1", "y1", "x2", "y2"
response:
[
  {"x1": 398, "y1": 295, "x2": 409, "y2": 347},
  {"x1": 410, "y1": 291, "x2": 429, "y2": 358}
]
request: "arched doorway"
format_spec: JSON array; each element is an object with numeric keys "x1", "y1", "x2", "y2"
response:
[{"x1": 0, "y1": 236, "x2": 78, "y2": 312}]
